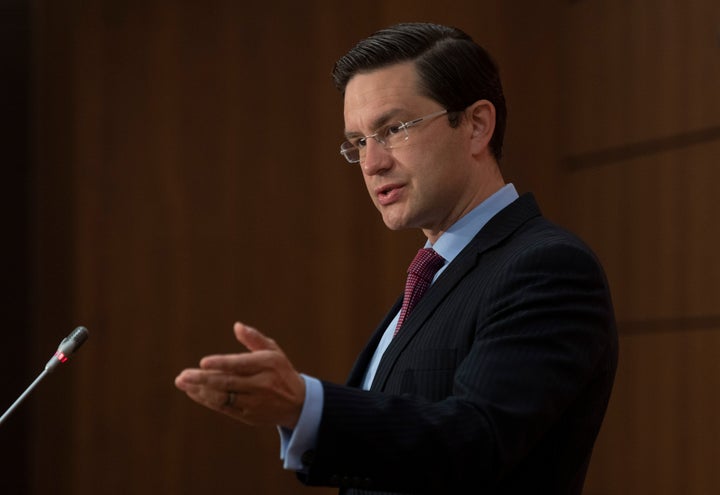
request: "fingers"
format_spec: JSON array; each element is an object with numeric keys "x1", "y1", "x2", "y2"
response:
[
  {"x1": 199, "y1": 350, "x2": 269, "y2": 374},
  {"x1": 233, "y1": 321, "x2": 279, "y2": 352},
  {"x1": 174, "y1": 365, "x2": 304, "y2": 428},
  {"x1": 199, "y1": 322, "x2": 282, "y2": 373},
  {"x1": 175, "y1": 321, "x2": 305, "y2": 428},
  {"x1": 175, "y1": 368, "x2": 258, "y2": 395},
  {"x1": 174, "y1": 371, "x2": 249, "y2": 423},
  {"x1": 175, "y1": 369, "x2": 251, "y2": 412}
]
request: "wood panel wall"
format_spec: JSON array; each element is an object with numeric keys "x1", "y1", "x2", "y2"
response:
[
  {"x1": 559, "y1": 1, "x2": 720, "y2": 494},
  {"x1": 2, "y1": 0, "x2": 718, "y2": 494}
]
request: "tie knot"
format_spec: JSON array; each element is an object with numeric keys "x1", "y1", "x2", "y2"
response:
[{"x1": 407, "y1": 248, "x2": 445, "y2": 282}]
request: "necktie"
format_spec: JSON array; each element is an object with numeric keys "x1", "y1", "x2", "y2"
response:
[{"x1": 394, "y1": 248, "x2": 445, "y2": 336}]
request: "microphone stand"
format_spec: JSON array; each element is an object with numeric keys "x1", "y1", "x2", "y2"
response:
[
  {"x1": 0, "y1": 326, "x2": 89, "y2": 427},
  {"x1": 0, "y1": 369, "x2": 50, "y2": 426}
]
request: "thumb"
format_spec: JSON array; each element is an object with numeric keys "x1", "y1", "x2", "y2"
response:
[{"x1": 233, "y1": 321, "x2": 279, "y2": 352}]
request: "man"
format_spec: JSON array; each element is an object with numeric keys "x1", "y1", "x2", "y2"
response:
[{"x1": 175, "y1": 22, "x2": 618, "y2": 494}]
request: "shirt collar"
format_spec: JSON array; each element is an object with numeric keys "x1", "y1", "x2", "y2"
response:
[{"x1": 427, "y1": 183, "x2": 519, "y2": 265}]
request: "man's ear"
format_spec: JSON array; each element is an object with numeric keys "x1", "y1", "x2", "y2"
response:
[{"x1": 466, "y1": 99, "x2": 496, "y2": 155}]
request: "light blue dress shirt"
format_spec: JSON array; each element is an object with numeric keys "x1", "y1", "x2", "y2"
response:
[{"x1": 279, "y1": 183, "x2": 519, "y2": 470}]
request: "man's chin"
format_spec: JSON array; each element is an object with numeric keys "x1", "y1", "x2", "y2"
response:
[{"x1": 380, "y1": 215, "x2": 414, "y2": 232}]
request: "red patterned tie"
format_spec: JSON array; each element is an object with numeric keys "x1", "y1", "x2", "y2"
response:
[{"x1": 394, "y1": 248, "x2": 445, "y2": 336}]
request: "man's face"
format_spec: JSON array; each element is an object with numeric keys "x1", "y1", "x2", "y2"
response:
[{"x1": 343, "y1": 62, "x2": 479, "y2": 241}]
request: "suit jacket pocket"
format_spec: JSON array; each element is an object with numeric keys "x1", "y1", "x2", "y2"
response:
[{"x1": 399, "y1": 349, "x2": 457, "y2": 401}]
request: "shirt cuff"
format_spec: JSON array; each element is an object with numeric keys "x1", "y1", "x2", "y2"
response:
[{"x1": 278, "y1": 374, "x2": 323, "y2": 471}]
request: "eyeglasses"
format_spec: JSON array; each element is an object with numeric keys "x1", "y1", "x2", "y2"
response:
[{"x1": 339, "y1": 109, "x2": 448, "y2": 164}]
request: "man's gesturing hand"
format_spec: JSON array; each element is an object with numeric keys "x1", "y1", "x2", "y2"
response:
[{"x1": 174, "y1": 322, "x2": 306, "y2": 429}]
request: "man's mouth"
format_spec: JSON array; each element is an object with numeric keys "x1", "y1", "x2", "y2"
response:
[{"x1": 376, "y1": 184, "x2": 404, "y2": 206}]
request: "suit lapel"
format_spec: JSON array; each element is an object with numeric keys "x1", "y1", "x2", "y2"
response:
[
  {"x1": 369, "y1": 193, "x2": 542, "y2": 392},
  {"x1": 345, "y1": 297, "x2": 403, "y2": 387}
]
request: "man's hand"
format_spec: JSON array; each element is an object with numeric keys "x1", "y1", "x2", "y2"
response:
[{"x1": 174, "y1": 322, "x2": 306, "y2": 429}]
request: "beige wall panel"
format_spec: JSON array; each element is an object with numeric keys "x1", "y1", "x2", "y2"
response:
[
  {"x1": 559, "y1": 140, "x2": 720, "y2": 323},
  {"x1": 584, "y1": 329, "x2": 720, "y2": 495},
  {"x1": 562, "y1": 0, "x2": 720, "y2": 156}
]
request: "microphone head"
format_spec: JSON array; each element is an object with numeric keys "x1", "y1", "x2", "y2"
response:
[
  {"x1": 59, "y1": 326, "x2": 89, "y2": 354},
  {"x1": 45, "y1": 326, "x2": 89, "y2": 371}
]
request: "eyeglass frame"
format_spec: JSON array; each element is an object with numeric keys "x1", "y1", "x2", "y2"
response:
[{"x1": 339, "y1": 109, "x2": 449, "y2": 164}]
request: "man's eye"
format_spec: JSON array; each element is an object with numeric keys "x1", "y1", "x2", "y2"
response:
[
  {"x1": 356, "y1": 137, "x2": 367, "y2": 148},
  {"x1": 384, "y1": 124, "x2": 402, "y2": 137}
]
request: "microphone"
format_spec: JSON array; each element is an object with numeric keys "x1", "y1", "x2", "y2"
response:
[
  {"x1": 45, "y1": 325, "x2": 89, "y2": 372},
  {"x1": 0, "y1": 326, "x2": 89, "y2": 426}
]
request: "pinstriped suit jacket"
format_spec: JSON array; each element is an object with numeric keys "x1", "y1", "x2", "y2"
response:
[{"x1": 298, "y1": 193, "x2": 618, "y2": 495}]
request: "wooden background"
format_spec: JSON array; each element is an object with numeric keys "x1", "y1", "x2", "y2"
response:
[{"x1": 1, "y1": 1, "x2": 719, "y2": 494}]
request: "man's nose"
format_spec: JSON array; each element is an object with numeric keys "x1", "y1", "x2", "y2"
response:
[{"x1": 361, "y1": 138, "x2": 392, "y2": 175}]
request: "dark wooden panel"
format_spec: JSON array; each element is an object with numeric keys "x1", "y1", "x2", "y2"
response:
[
  {"x1": 558, "y1": 2, "x2": 720, "y2": 494},
  {"x1": 584, "y1": 329, "x2": 720, "y2": 495},
  {"x1": 28, "y1": 1, "x2": 365, "y2": 494},
  {"x1": 28, "y1": 1, "x2": 561, "y2": 494},
  {"x1": 562, "y1": 0, "x2": 720, "y2": 156},
  {"x1": 559, "y1": 140, "x2": 720, "y2": 324}
]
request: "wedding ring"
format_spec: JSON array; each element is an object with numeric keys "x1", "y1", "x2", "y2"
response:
[{"x1": 224, "y1": 391, "x2": 237, "y2": 407}]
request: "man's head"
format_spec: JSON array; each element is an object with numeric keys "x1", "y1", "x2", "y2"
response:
[
  {"x1": 335, "y1": 23, "x2": 507, "y2": 241},
  {"x1": 333, "y1": 22, "x2": 506, "y2": 161}
]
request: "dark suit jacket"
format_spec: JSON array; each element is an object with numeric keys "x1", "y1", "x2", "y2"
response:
[{"x1": 298, "y1": 194, "x2": 618, "y2": 494}]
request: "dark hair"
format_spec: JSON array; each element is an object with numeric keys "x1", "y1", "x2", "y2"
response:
[{"x1": 332, "y1": 22, "x2": 507, "y2": 160}]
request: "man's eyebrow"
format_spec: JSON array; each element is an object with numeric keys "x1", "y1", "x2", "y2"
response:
[{"x1": 344, "y1": 109, "x2": 403, "y2": 138}]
